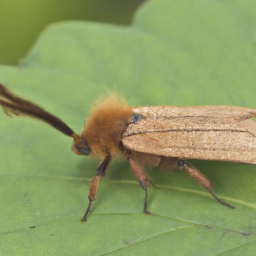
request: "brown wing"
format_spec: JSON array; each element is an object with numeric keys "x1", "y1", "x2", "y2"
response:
[{"x1": 122, "y1": 106, "x2": 256, "y2": 164}]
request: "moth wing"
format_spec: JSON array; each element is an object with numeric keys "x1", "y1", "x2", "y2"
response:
[{"x1": 122, "y1": 106, "x2": 256, "y2": 164}]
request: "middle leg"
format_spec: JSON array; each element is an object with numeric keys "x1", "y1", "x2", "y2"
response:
[{"x1": 128, "y1": 152, "x2": 155, "y2": 214}]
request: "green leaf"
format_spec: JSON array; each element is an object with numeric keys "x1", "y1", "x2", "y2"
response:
[{"x1": 1, "y1": 0, "x2": 256, "y2": 255}]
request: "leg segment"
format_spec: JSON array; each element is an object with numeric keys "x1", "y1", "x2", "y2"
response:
[
  {"x1": 128, "y1": 152, "x2": 154, "y2": 214},
  {"x1": 178, "y1": 160, "x2": 234, "y2": 209},
  {"x1": 81, "y1": 154, "x2": 112, "y2": 221}
]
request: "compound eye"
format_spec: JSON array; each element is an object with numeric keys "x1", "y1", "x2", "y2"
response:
[
  {"x1": 72, "y1": 137, "x2": 90, "y2": 156},
  {"x1": 75, "y1": 144, "x2": 90, "y2": 155}
]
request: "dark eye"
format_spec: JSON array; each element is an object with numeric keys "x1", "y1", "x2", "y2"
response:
[
  {"x1": 77, "y1": 146, "x2": 90, "y2": 155},
  {"x1": 74, "y1": 137, "x2": 90, "y2": 155}
]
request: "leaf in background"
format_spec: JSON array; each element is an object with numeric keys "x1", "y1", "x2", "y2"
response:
[{"x1": 1, "y1": 0, "x2": 256, "y2": 255}]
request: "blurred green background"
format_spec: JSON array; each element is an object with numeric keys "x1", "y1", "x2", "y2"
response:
[{"x1": 0, "y1": 0, "x2": 144, "y2": 65}]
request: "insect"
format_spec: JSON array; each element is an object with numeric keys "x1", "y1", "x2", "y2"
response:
[{"x1": 1, "y1": 83, "x2": 256, "y2": 221}]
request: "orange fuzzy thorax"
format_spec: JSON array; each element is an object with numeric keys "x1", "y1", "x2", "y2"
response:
[{"x1": 81, "y1": 95, "x2": 134, "y2": 158}]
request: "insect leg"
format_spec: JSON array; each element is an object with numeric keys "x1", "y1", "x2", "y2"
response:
[
  {"x1": 81, "y1": 154, "x2": 112, "y2": 221},
  {"x1": 178, "y1": 160, "x2": 234, "y2": 209},
  {"x1": 128, "y1": 152, "x2": 154, "y2": 214}
]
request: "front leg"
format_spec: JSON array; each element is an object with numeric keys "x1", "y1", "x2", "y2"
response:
[
  {"x1": 128, "y1": 152, "x2": 155, "y2": 214},
  {"x1": 81, "y1": 154, "x2": 112, "y2": 221}
]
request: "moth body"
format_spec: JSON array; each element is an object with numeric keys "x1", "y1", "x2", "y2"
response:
[{"x1": 1, "y1": 83, "x2": 256, "y2": 221}]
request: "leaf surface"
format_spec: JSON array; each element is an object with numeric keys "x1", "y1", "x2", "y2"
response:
[{"x1": 1, "y1": 0, "x2": 256, "y2": 255}]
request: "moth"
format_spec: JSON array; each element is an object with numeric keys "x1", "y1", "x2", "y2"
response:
[{"x1": 1, "y1": 83, "x2": 256, "y2": 221}]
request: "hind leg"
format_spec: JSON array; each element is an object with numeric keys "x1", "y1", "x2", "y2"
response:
[{"x1": 159, "y1": 157, "x2": 234, "y2": 208}]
